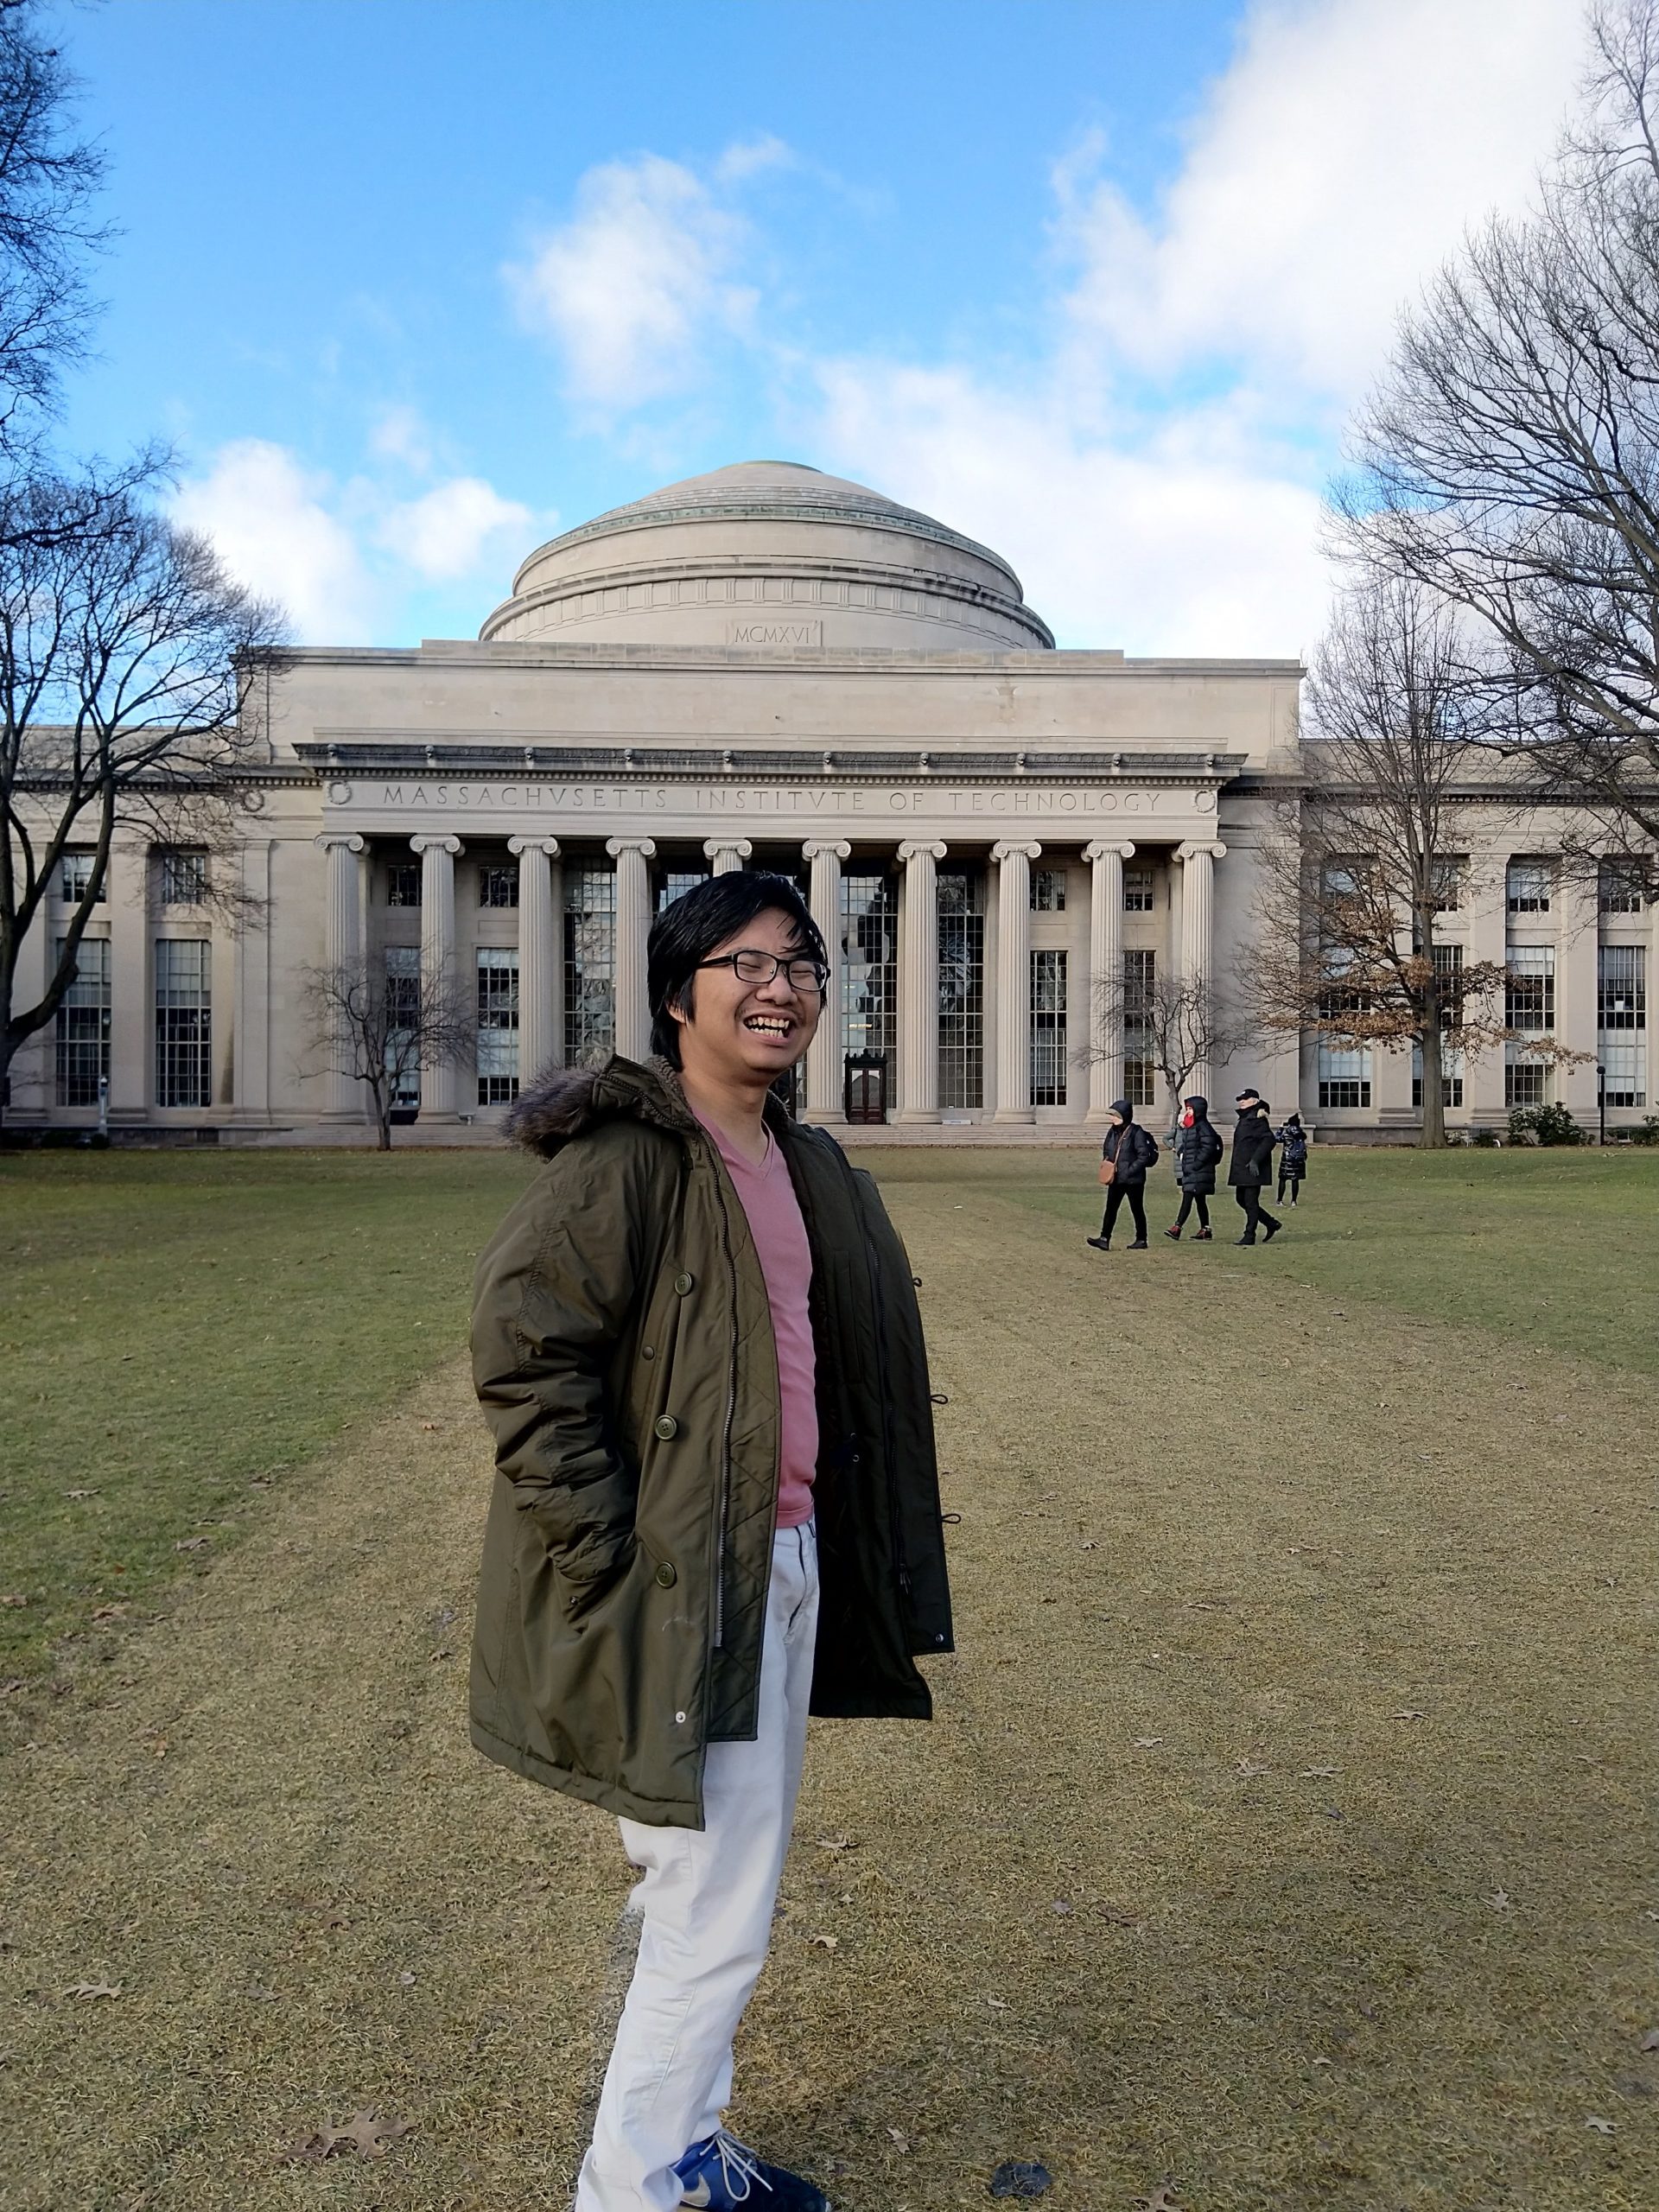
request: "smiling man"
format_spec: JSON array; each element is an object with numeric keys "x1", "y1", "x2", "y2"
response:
[{"x1": 468, "y1": 870, "x2": 952, "y2": 2212}]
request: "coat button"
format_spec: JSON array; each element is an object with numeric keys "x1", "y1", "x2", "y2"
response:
[
  {"x1": 674, "y1": 1272, "x2": 694, "y2": 1295},
  {"x1": 655, "y1": 1561, "x2": 677, "y2": 1588},
  {"x1": 641, "y1": 1345, "x2": 655, "y2": 1361},
  {"x1": 653, "y1": 1414, "x2": 678, "y2": 1440}
]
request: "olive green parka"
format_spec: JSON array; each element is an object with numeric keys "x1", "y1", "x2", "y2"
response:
[{"x1": 468, "y1": 1055, "x2": 953, "y2": 1829}]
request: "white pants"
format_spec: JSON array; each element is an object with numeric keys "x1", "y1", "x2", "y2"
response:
[{"x1": 576, "y1": 1522, "x2": 820, "y2": 2212}]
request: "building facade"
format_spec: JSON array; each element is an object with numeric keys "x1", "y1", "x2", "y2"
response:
[{"x1": 8, "y1": 461, "x2": 1655, "y2": 1141}]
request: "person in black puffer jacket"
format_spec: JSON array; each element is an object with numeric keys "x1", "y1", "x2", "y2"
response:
[
  {"x1": 1228, "y1": 1087, "x2": 1282, "y2": 1245},
  {"x1": 1274, "y1": 1111, "x2": 1309, "y2": 1205},
  {"x1": 1164, "y1": 1093, "x2": 1224, "y2": 1240},
  {"x1": 1086, "y1": 1099, "x2": 1159, "y2": 1252}
]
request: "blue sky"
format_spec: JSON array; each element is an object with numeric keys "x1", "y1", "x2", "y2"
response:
[{"x1": 43, "y1": 0, "x2": 1588, "y2": 655}]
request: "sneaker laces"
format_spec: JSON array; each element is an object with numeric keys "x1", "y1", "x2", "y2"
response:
[{"x1": 709, "y1": 2132, "x2": 774, "y2": 2202}]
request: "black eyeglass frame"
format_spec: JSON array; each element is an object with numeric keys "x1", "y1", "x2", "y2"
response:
[{"x1": 694, "y1": 949, "x2": 830, "y2": 995}]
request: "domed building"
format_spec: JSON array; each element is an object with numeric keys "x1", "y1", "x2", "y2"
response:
[{"x1": 12, "y1": 461, "x2": 1634, "y2": 1141}]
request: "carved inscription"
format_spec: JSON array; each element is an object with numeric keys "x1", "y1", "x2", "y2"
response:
[
  {"x1": 350, "y1": 780, "x2": 1183, "y2": 818},
  {"x1": 725, "y1": 620, "x2": 823, "y2": 647}
]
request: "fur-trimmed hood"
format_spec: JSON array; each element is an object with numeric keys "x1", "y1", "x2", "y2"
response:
[{"x1": 503, "y1": 1054, "x2": 696, "y2": 1159}]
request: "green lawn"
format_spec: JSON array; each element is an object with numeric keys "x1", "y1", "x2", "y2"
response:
[
  {"x1": 0, "y1": 1140, "x2": 1653, "y2": 2210},
  {"x1": 0, "y1": 1148, "x2": 531, "y2": 1679}
]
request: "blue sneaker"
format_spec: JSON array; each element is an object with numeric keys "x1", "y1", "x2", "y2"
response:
[{"x1": 675, "y1": 2129, "x2": 830, "y2": 2210}]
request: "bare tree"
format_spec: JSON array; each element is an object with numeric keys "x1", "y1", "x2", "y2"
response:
[
  {"x1": 1241, "y1": 578, "x2": 1531, "y2": 1148},
  {"x1": 1082, "y1": 964, "x2": 1252, "y2": 1125},
  {"x1": 0, "y1": 0, "x2": 107, "y2": 458},
  {"x1": 0, "y1": 480, "x2": 285, "y2": 1123},
  {"x1": 1338, "y1": 0, "x2": 1659, "y2": 893},
  {"x1": 301, "y1": 957, "x2": 476, "y2": 1150}
]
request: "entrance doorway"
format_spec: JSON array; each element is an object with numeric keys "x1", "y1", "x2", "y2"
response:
[{"x1": 844, "y1": 1052, "x2": 888, "y2": 1123}]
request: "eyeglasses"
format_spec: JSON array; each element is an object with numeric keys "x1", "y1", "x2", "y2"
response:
[{"x1": 696, "y1": 949, "x2": 830, "y2": 995}]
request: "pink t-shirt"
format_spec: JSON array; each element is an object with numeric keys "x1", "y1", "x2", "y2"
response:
[{"x1": 696, "y1": 1113, "x2": 818, "y2": 1530}]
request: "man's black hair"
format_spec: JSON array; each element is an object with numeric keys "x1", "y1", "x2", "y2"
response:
[{"x1": 647, "y1": 870, "x2": 829, "y2": 1068}]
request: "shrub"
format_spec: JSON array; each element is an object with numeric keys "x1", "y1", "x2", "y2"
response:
[
  {"x1": 1471, "y1": 1126, "x2": 1500, "y2": 1147},
  {"x1": 1510, "y1": 1101, "x2": 1584, "y2": 1147},
  {"x1": 1629, "y1": 1116, "x2": 1659, "y2": 1147}
]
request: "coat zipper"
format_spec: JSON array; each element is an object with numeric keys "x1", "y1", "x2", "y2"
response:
[{"x1": 709, "y1": 1169, "x2": 742, "y2": 1652}]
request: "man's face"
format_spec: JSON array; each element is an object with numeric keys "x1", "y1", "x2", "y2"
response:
[{"x1": 673, "y1": 906, "x2": 823, "y2": 1087}]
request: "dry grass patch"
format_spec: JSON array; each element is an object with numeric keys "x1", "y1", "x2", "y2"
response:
[{"x1": 0, "y1": 1153, "x2": 1653, "y2": 2210}]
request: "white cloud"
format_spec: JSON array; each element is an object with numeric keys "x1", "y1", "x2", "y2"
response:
[
  {"x1": 173, "y1": 441, "x2": 538, "y2": 642},
  {"x1": 1057, "y1": 0, "x2": 1589, "y2": 404},
  {"x1": 370, "y1": 403, "x2": 435, "y2": 471},
  {"x1": 172, "y1": 439, "x2": 376, "y2": 643},
  {"x1": 806, "y1": 0, "x2": 1590, "y2": 654},
  {"x1": 508, "y1": 148, "x2": 769, "y2": 410},
  {"x1": 380, "y1": 476, "x2": 537, "y2": 582}
]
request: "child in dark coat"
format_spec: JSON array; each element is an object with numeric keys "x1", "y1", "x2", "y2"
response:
[{"x1": 1274, "y1": 1112, "x2": 1309, "y2": 1205}]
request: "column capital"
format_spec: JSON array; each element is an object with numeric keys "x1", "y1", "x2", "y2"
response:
[
  {"x1": 1084, "y1": 839, "x2": 1136, "y2": 863},
  {"x1": 410, "y1": 833, "x2": 462, "y2": 857},
  {"x1": 606, "y1": 836, "x2": 658, "y2": 860},
  {"x1": 315, "y1": 830, "x2": 365, "y2": 855},
  {"x1": 702, "y1": 836, "x2": 753, "y2": 861},
  {"x1": 507, "y1": 834, "x2": 562, "y2": 858},
  {"x1": 898, "y1": 838, "x2": 948, "y2": 863},
  {"x1": 992, "y1": 839, "x2": 1043, "y2": 863},
  {"x1": 1176, "y1": 840, "x2": 1227, "y2": 863},
  {"x1": 802, "y1": 839, "x2": 852, "y2": 861}
]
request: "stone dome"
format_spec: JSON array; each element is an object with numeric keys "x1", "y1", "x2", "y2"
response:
[{"x1": 479, "y1": 460, "x2": 1053, "y2": 652}]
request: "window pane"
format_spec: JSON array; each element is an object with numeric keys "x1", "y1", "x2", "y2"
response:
[
  {"x1": 478, "y1": 865, "x2": 518, "y2": 909},
  {"x1": 386, "y1": 861, "x2": 422, "y2": 907},
  {"x1": 1317, "y1": 1039, "x2": 1371, "y2": 1109},
  {"x1": 54, "y1": 936, "x2": 110, "y2": 1105},
  {"x1": 1030, "y1": 950, "x2": 1067, "y2": 1105},
  {"x1": 1598, "y1": 861, "x2": 1644, "y2": 914},
  {"x1": 1122, "y1": 868, "x2": 1154, "y2": 913},
  {"x1": 657, "y1": 868, "x2": 711, "y2": 912},
  {"x1": 565, "y1": 866, "x2": 616, "y2": 1067},
  {"x1": 60, "y1": 851, "x2": 105, "y2": 903},
  {"x1": 158, "y1": 849, "x2": 207, "y2": 906},
  {"x1": 1030, "y1": 868, "x2": 1066, "y2": 912},
  {"x1": 937, "y1": 868, "x2": 984, "y2": 1109},
  {"x1": 1506, "y1": 859, "x2": 1551, "y2": 913},
  {"x1": 841, "y1": 871, "x2": 897, "y2": 1067},
  {"x1": 1598, "y1": 944, "x2": 1646, "y2": 1030},
  {"x1": 385, "y1": 945, "x2": 421, "y2": 1106},
  {"x1": 1505, "y1": 943, "x2": 1555, "y2": 1031},
  {"x1": 477, "y1": 947, "x2": 519, "y2": 1103},
  {"x1": 155, "y1": 938, "x2": 212, "y2": 1106}
]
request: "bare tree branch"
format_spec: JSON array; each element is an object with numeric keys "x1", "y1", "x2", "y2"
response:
[{"x1": 300, "y1": 957, "x2": 477, "y2": 1151}]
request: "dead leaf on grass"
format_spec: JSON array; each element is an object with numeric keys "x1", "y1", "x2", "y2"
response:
[
  {"x1": 1393, "y1": 1707, "x2": 1426, "y2": 1720},
  {"x1": 1585, "y1": 2115, "x2": 1616, "y2": 2134},
  {"x1": 1135, "y1": 2185, "x2": 1184, "y2": 2212},
  {"x1": 813, "y1": 1837, "x2": 856, "y2": 1854},
  {"x1": 1641, "y1": 2029, "x2": 1659, "y2": 2052},
  {"x1": 420, "y1": 1421, "x2": 439, "y2": 1432},
  {"x1": 62, "y1": 1980, "x2": 121, "y2": 2001},
  {"x1": 1, "y1": 1595, "x2": 29, "y2": 1608},
  {"x1": 888, "y1": 2128, "x2": 911, "y2": 2154},
  {"x1": 1236, "y1": 1758, "x2": 1270, "y2": 1777},
  {"x1": 1133, "y1": 1737, "x2": 1164, "y2": 1748},
  {"x1": 1489, "y1": 1888, "x2": 1513, "y2": 1911},
  {"x1": 1302, "y1": 1765, "x2": 1340, "y2": 1777},
  {"x1": 63, "y1": 1489, "x2": 99, "y2": 1500},
  {"x1": 173, "y1": 1537, "x2": 209, "y2": 1554},
  {"x1": 91, "y1": 1604, "x2": 129, "y2": 1622},
  {"x1": 282, "y1": 2109, "x2": 416, "y2": 2164},
  {"x1": 807, "y1": 1934, "x2": 839, "y2": 1951}
]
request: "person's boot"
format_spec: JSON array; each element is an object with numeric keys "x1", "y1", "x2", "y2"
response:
[
  {"x1": 1163, "y1": 1225, "x2": 1182, "y2": 1240},
  {"x1": 1128, "y1": 1237, "x2": 1149, "y2": 1250},
  {"x1": 1085, "y1": 1236, "x2": 1111, "y2": 1251},
  {"x1": 1262, "y1": 1217, "x2": 1283, "y2": 1243},
  {"x1": 1194, "y1": 1227, "x2": 1212, "y2": 1241}
]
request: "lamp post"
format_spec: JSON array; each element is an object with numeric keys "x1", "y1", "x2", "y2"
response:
[{"x1": 1597, "y1": 1060, "x2": 1606, "y2": 1147}]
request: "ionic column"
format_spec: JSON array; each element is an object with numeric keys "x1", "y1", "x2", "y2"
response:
[
  {"x1": 106, "y1": 842, "x2": 148, "y2": 1121},
  {"x1": 607, "y1": 836, "x2": 657, "y2": 1060},
  {"x1": 509, "y1": 835, "x2": 562, "y2": 1084},
  {"x1": 1084, "y1": 840, "x2": 1135, "y2": 1122},
  {"x1": 897, "y1": 839, "x2": 946, "y2": 1121},
  {"x1": 1178, "y1": 839, "x2": 1227, "y2": 1100},
  {"x1": 803, "y1": 840, "x2": 850, "y2": 1122},
  {"x1": 411, "y1": 833, "x2": 463, "y2": 1118},
  {"x1": 992, "y1": 839, "x2": 1042, "y2": 1121},
  {"x1": 316, "y1": 831, "x2": 365, "y2": 1120},
  {"x1": 703, "y1": 837, "x2": 753, "y2": 876}
]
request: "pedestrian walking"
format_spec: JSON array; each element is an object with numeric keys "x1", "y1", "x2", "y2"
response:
[
  {"x1": 1164, "y1": 1093, "x2": 1224, "y2": 1240},
  {"x1": 1086, "y1": 1099, "x2": 1159, "y2": 1251},
  {"x1": 1228, "y1": 1087, "x2": 1283, "y2": 1245},
  {"x1": 1274, "y1": 1110, "x2": 1309, "y2": 1205},
  {"x1": 468, "y1": 872, "x2": 952, "y2": 2212}
]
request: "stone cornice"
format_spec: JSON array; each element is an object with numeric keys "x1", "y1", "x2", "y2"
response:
[{"x1": 290, "y1": 740, "x2": 1251, "y2": 785}]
